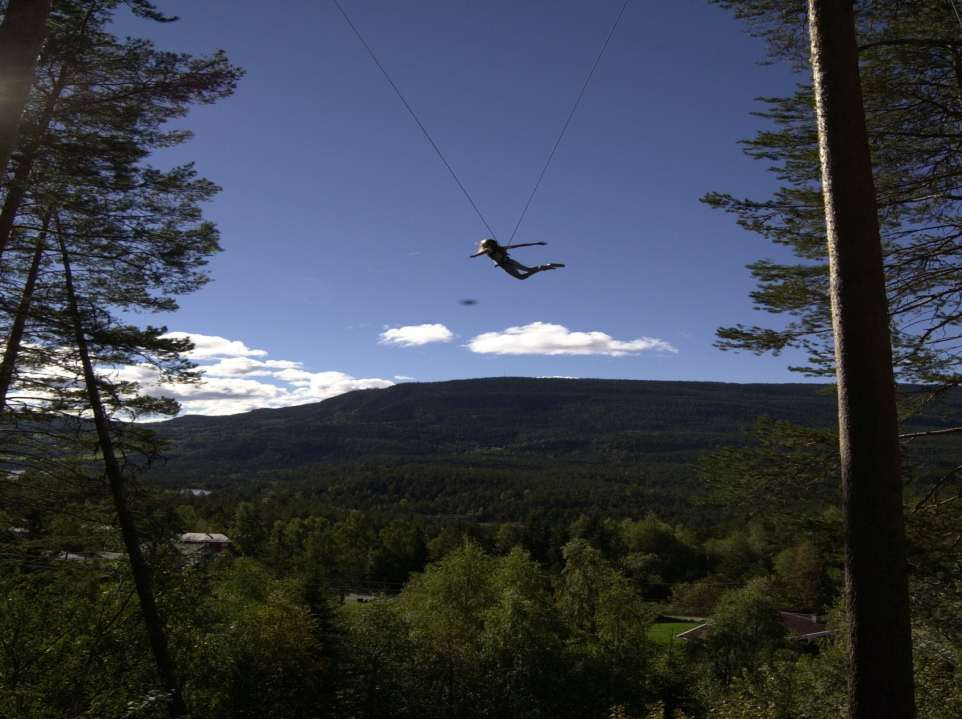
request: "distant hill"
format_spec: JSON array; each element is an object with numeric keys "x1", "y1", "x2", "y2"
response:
[
  {"x1": 154, "y1": 378, "x2": 837, "y2": 472},
  {"x1": 148, "y1": 378, "x2": 962, "y2": 521}
]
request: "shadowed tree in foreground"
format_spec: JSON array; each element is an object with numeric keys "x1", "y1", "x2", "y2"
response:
[
  {"x1": 58, "y1": 221, "x2": 188, "y2": 716},
  {"x1": 0, "y1": 2, "x2": 240, "y2": 716}
]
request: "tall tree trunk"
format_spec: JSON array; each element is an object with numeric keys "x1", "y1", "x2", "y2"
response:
[
  {"x1": 0, "y1": 0, "x2": 51, "y2": 180},
  {"x1": 807, "y1": 2, "x2": 916, "y2": 718},
  {"x1": 0, "y1": 209, "x2": 49, "y2": 409},
  {"x1": 0, "y1": 65, "x2": 71, "y2": 262},
  {"x1": 58, "y1": 228, "x2": 189, "y2": 719}
]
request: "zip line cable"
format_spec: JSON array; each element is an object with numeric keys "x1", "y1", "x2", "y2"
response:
[
  {"x1": 332, "y1": 0, "x2": 630, "y2": 245},
  {"x1": 506, "y1": 0, "x2": 631, "y2": 245},
  {"x1": 330, "y1": 0, "x2": 499, "y2": 239}
]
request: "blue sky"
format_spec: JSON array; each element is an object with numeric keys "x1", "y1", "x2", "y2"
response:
[{"x1": 114, "y1": 1, "x2": 817, "y2": 415}]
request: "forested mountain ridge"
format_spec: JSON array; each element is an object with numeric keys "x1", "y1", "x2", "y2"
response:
[{"x1": 152, "y1": 378, "x2": 962, "y2": 487}]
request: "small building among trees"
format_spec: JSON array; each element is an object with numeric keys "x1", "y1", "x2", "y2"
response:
[{"x1": 177, "y1": 532, "x2": 232, "y2": 562}]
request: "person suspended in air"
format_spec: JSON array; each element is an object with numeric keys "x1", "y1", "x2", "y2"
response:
[{"x1": 470, "y1": 238, "x2": 565, "y2": 280}]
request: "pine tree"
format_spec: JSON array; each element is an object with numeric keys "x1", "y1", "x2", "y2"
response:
[
  {"x1": 707, "y1": 2, "x2": 938, "y2": 716},
  {"x1": 807, "y1": 2, "x2": 914, "y2": 714},
  {"x1": 0, "y1": 3, "x2": 241, "y2": 716},
  {"x1": 0, "y1": 0, "x2": 238, "y2": 410},
  {"x1": 0, "y1": 0, "x2": 236, "y2": 261},
  {"x1": 58, "y1": 222, "x2": 188, "y2": 715},
  {"x1": 706, "y1": 0, "x2": 962, "y2": 388}
]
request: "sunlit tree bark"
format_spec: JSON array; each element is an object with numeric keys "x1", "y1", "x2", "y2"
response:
[{"x1": 807, "y1": 1, "x2": 915, "y2": 716}]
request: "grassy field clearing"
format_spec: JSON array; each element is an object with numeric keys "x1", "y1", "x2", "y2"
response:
[{"x1": 647, "y1": 621, "x2": 701, "y2": 645}]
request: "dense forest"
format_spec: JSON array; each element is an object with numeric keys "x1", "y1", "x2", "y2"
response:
[
  {"x1": 3, "y1": 377, "x2": 962, "y2": 716},
  {"x1": 2, "y1": 441, "x2": 960, "y2": 718},
  {"x1": 2, "y1": 0, "x2": 962, "y2": 718}
]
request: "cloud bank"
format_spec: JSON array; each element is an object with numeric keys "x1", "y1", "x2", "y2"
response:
[
  {"x1": 379, "y1": 323, "x2": 454, "y2": 347},
  {"x1": 113, "y1": 332, "x2": 394, "y2": 416},
  {"x1": 466, "y1": 322, "x2": 677, "y2": 356}
]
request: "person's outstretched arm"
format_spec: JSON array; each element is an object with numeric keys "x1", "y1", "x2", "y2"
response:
[
  {"x1": 469, "y1": 250, "x2": 487, "y2": 258},
  {"x1": 503, "y1": 241, "x2": 546, "y2": 250}
]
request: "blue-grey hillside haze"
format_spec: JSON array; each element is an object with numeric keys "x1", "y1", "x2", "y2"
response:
[{"x1": 113, "y1": 1, "x2": 813, "y2": 416}]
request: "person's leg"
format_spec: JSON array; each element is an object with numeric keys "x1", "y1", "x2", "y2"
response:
[{"x1": 498, "y1": 258, "x2": 536, "y2": 280}]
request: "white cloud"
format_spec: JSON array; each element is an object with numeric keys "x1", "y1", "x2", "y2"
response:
[
  {"x1": 466, "y1": 322, "x2": 677, "y2": 357},
  {"x1": 379, "y1": 323, "x2": 453, "y2": 347},
  {"x1": 394, "y1": 375, "x2": 416, "y2": 381},
  {"x1": 291, "y1": 372, "x2": 393, "y2": 404},
  {"x1": 11, "y1": 335, "x2": 395, "y2": 418},
  {"x1": 108, "y1": 332, "x2": 396, "y2": 417},
  {"x1": 201, "y1": 357, "x2": 302, "y2": 377},
  {"x1": 273, "y1": 367, "x2": 315, "y2": 385},
  {"x1": 163, "y1": 332, "x2": 268, "y2": 360}
]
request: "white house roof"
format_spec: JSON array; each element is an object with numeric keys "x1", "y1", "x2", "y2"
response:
[{"x1": 179, "y1": 532, "x2": 230, "y2": 544}]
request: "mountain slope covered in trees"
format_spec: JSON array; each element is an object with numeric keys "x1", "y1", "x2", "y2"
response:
[
  {"x1": 151, "y1": 378, "x2": 962, "y2": 514},
  {"x1": 155, "y1": 378, "x2": 834, "y2": 469}
]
